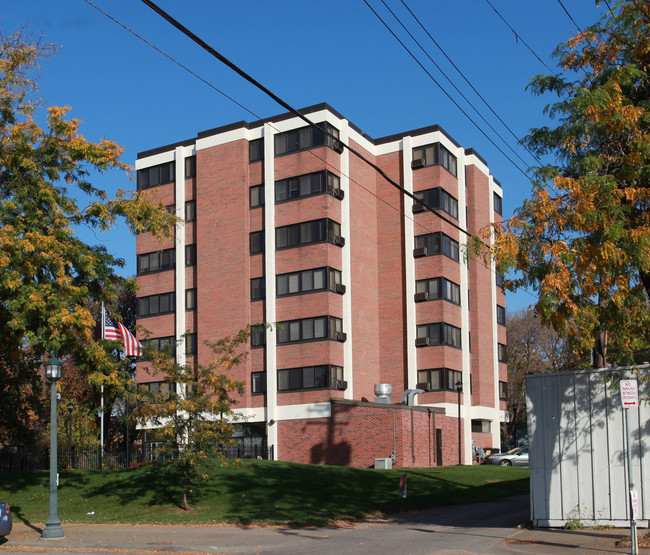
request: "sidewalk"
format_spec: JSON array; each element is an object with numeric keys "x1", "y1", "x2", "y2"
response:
[{"x1": 1, "y1": 496, "x2": 646, "y2": 554}]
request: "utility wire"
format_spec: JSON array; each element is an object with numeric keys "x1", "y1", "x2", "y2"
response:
[
  {"x1": 557, "y1": 0, "x2": 583, "y2": 34},
  {"x1": 87, "y1": 0, "x2": 538, "y2": 302},
  {"x1": 483, "y1": 0, "x2": 560, "y2": 78},
  {"x1": 362, "y1": 0, "x2": 530, "y2": 179},
  {"x1": 376, "y1": 0, "x2": 536, "y2": 169},
  {"x1": 399, "y1": 0, "x2": 541, "y2": 165},
  {"x1": 138, "y1": 0, "x2": 479, "y2": 238}
]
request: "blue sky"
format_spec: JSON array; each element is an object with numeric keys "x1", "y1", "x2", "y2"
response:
[{"x1": 2, "y1": 1, "x2": 608, "y2": 311}]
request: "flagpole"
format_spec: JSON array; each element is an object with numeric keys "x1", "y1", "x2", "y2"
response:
[{"x1": 100, "y1": 303, "x2": 105, "y2": 461}]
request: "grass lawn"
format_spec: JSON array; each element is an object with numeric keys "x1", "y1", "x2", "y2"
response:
[{"x1": 0, "y1": 461, "x2": 529, "y2": 527}]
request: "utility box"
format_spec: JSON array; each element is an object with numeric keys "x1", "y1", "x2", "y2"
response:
[{"x1": 374, "y1": 457, "x2": 393, "y2": 470}]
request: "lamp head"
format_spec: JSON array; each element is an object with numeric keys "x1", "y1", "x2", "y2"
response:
[
  {"x1": 45, "y1": 355, "x2": 62, "y2": 381},
  {"x1": 455, "y1": 380, "x2": 463, "y2": 393}
]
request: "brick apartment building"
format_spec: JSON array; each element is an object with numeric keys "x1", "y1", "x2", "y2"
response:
[{"x1": 135, "y1": 103, "x2": 507, "y2": 467}]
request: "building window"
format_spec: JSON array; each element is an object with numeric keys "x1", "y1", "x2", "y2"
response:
[
  {"x1": 137, "y1": 245, "x2": 196, "y2": 275},
  {"x1": 185, "y1": 156, "x2": 196, "y2": 178},
  {"x1": 274, "y1": 122, "x2": 341, "y2": 156},
  {"x1": 250, "y1": 185, "x2": 264, "y2": 209},
  {"x1": 495, "y1": 271, "x2": 504, "y2": 289},
  {"x1": 499, "y1": 381, "x2": 508, "y2": 400},
  {"x1": 416, "y1": 323, "x2": 461, "y2": 348},
  {"x1": 146, "y1": 333, "x2": 197, "y2": 356},
  {"x1": 249, "y1": 138, "x2": 264, "y2": 162},
  {"x1": 415, "y1": 277, "x2": 460, "y2": 305},
  {"x1": 472, "y1": 420, "x2": 491, "y2": 433},
  {"x1": 250, "y1": 277, "x2": 265, "y2": 301},
  {"x1": 251, "y1": 371, "x2": 266, "y2": 394},
  {"x1": 185, "y1": 200, "x2": 196, "y2": 222},
  {"x1": 412, "y1": 143, "x2": 457, "y2": 177},
  {"x1": 140, "y1": 381, "x2": 177, "y2": 397},
  {"x1": 250, "y1": 325, "x2": 266, "y2": 348},
  {"x1": 277, "y1": 316, "x2": 344, "y2": 345},
  {"x1": 497, "y1": 305, "x2": 506, "y2": 326},
  {"x1": 137, "y1": 161, "x2": 175, "y2": 190},
  {"x1": 138, "y1": 292, "x2": 174, "y2": 317},
  {"x1": 413, "y1": 188, "x2": 459, "y2": 220},
  {"x1": 498, "y1": 343, "x2": 507, "y2": 363},
  {"x1": 275, "y1": 170, "x2": 341, "y2": 203},
  {"x1": 185, "y1": 289, "x2": 197, "y2": 311},
  {"x1": 417, "y1": 368, "x2": 462, "y2": 391},
  {"x1": 414, "y1": 232, "x2": 459, "y2": 262},
  {"x1": 276, "y1": 218, "x2": 343, "y2": 250},
  {"x1": 277, "y1": 267, "x2": 342, "y2": 297},
  {"x1": 250, "y1": 231, "x2": 265, "y2": 255},
  {"x1": 278, "y1": 365, "x2": 343, "y2": 392},
  {"x1": 494, "y1": 192, "x2": 503, "y2": 215}
]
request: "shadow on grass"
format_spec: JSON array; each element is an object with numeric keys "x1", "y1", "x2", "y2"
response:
[{"x1": 10, "y1": 505, "x2": 42, "y2": 534}]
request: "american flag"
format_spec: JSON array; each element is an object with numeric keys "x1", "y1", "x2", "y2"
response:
[{"x1": 103, "y1": 311, "x2": 143, "y2": 357}]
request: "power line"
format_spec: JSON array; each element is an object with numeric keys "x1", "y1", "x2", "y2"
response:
[
  {"x1": 483, "y1": 0, "x2": 560, "y2": 78},
  {"x1": 375, "y1": 0, "x2": 537, "y2": 169},
  {"x1": 399, "y1": 0, "x2": 541, "y2": 165},
  {"x1": 361, "y1": 0, "x2": 530, "y2": 179},
  {"x1": 556, "y1": 0, "x2": 583, "y2": 34}
]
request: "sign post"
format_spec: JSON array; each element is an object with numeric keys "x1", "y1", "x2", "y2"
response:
[{"x1": 620, "y1": 379, "x2": 638, "y2": 555}]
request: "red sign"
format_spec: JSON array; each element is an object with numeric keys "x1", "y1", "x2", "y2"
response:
[{"x1": 620, "y1": 380, "x2": 638, "y2": 408}]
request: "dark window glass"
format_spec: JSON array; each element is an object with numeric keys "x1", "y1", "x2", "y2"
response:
[
  {"x1": 494, "y1": 192, "x2": 503, "y2": 215},
  {"x1": 416, "y1": 323, "x2": 462, "y2": 348},
  {"x1": 415, "y1": 277, "x2": 460, "y2": 305},
  {"x1": 495, "y1": 271, "x2": 504, "y2": 289},
  {"x1": 274, "y1": 123, "x2": 341, "y2": 157},
  {"x1": 497, "y1": 305, "x2": 506, "y2": 326},
  {"x1": 276, "y1": 267, "x2": 341, "y2": 297},
  {"x1": 276, "y1": 316, "x2": 342, "y2": 345},
  {"x1": 498, "y1": 343, "x2": 507, "y2": 363},
  {"x1": 412, "y1": 143, "x2": 457, "y2": 177},
  {"x1": 185, "y1": 289, "x2": 197, "y2": 310},
  {"x1": 275, "y1": 219, "x2": 342, "y2": 251},
  {"x1": 414, "y1": 188, "x2": 459, "y2": 220},
  {"x1": 251, "y1": 277, "x2": 265, "y2": 301},
  {"x1": 251, "y1": 324, "x2": 266, "y2": 348},
  {"x1": 277, "y1": 365, "x2": 343, "y2": 392},
  {"x1": 499, "y1": 381, "x2": 508, "y2": 400},
  {"x1": 275, "y1": 171, "x2": 340, "y2": 203},
  {"x1": 252, "y1": 371, "x2": 267, "y2": 394},
  {"x1": 414, "y1": 232, "x2": 459, "y2": 262},
  {"x1": 417, "y1": 368, "x2": 462, "y2": 391},
  {"x1": 250, "y1": 231, "x2": 265, "y2": 255},
  {"x1": 250, "y1": 185, "x2": 265, "y2": 208},
  {"x1": 185, "y1": 200, "x2": 196, "y2": 222},
  {"x1": 249, "y1": 139, "x2": 264, "y2": 162},
  {"x1": 185, "y1": 156, "x2": 196, "y2": 178},
  {"x1": 137, "y1": 161, "x2": 175, "y2": 190},
  {"x1": 185, "y1": 244, "x2": 196, "y2": 266}
]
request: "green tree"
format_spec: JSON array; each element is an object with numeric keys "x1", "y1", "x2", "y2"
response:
[
  {"x1": 493, "y1": 0, "x2": 650, "y2": 365},
  {"x1": 0, "y1": 28, "x2": 175, "y2": 444},
  {"x1": 134, "y1": 329, "x2": 249, "y2": 510}
]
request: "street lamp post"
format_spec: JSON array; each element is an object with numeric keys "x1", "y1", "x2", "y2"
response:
[
  {"x1": 43, "y1": 355, "x2": 64, "y2": 539},
  {"x1": 67, "y1": 403, "x2": 74, "y2": 470},
  {"x1": 455, "y1": 380, "x2": 463, "y2": 466}
]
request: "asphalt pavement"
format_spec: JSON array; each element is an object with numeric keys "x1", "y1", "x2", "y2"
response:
[{"x1": 0, "y1": 495, "x2": 645, "y2": 554}]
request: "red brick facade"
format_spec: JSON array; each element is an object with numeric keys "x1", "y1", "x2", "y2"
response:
[{"x1": 135, "y1": 104, "x2": 505, "y2": 467}]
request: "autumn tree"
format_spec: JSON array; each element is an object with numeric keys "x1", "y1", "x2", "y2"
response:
[
  {"x1": 505, "y1": 308, "x2": 580, "y2": 444},
  {"x1": 492, "y1": 0, "x2": 650, "y2": 365},
  {"x1": 0, "y1": 29, "x2": 175, "y2": 443},
  {"x1": 133, "y1": 329, "x2": 249, "y2": 510}
]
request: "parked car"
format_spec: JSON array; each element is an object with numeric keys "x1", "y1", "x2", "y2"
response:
[
  {"x1": 0, "y1": 501, "x2": 11, "y2": 537},
  {"x1": 485, "y1": 447, "x2": 529, "y2": 467}
]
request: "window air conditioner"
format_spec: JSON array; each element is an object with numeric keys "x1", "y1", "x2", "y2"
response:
[
  {"x1": 332, "y1": 140, "x2": 344, "y2": 153},
  {"x1": 335, "y1": 283, "x2": 346, "y2": 295},
  {"x1": 411, "y1": 158, "x2": 425, "y2": 169},
  {"x1": 413, "y1": 246, "x2": 427, "y2": 258},
  {"x1": 333, "y1": 235, "x2": 346, "y2": 247},
  {"x1": 331, "y1": 188, "x2": 345, "y2": 200},
  {"x1": 335, "y1": 380, "x2": 348, "y2": 391},
  {"x1": 414, "y1": 291, "x2": 429, "y2": 302},
  {"x1": 412, "y1": 202, "x2": 425, "y2": 214},
  {"x1": 415, "y1": 337, "x2": 430, "y2": 347},
  {"x1": 416, "y1": 382, "x2": 432, "y2": 392},
  {"x1": 335, "y1": 331, "x2": 347, "y2": 342}
]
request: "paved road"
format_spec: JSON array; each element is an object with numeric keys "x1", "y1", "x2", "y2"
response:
[{"x1": 0, "y1": 495, "x2": 640, "y2": 554}]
